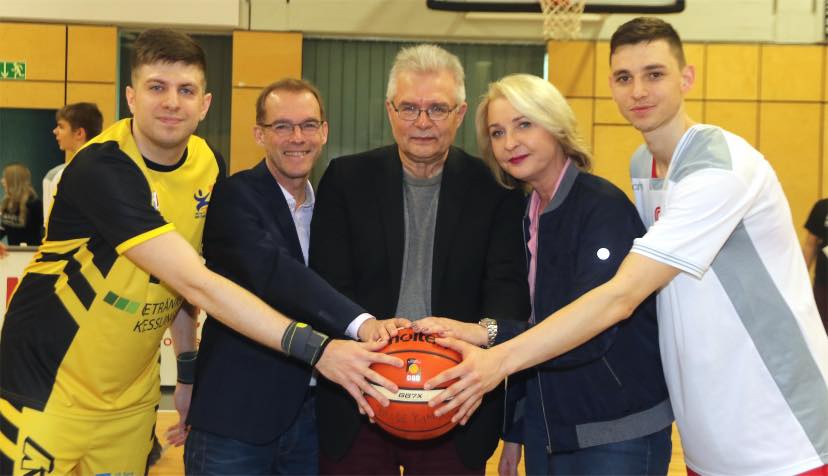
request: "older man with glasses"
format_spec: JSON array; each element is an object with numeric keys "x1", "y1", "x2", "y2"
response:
[
  {"x1": 309, "y1": 44, "x2": 530, "y2": 475},
  {"x1": 184, "y1": 78, "x2": 408, "y2": 475}
]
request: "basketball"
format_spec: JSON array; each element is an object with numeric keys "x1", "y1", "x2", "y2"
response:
[{"x1": 368, "y1": 328, "x2": 462, "y2": 440}]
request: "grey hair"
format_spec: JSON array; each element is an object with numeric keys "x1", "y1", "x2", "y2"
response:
[{"x1": 386, "y1": 44, "x2": 466, "y2": 104}]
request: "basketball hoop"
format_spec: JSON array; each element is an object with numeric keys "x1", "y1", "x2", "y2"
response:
[{"x1": 539, "y1": 0, "x2": 587, "y2": 40}]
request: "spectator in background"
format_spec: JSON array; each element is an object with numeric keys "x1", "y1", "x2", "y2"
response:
[
  {"x1": 0, "y1": 163, "x2": 42, "y2": 248},
  {"x1": 44, "y1": 102, "x2": 103, "y2": 223},
  {"x1": 804, "y1": 198, "x2": 828, "y2": 333}
]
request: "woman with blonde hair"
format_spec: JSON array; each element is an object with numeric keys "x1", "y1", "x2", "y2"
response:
[
  {"x1": 415, "y1": 74, "x2": 672, "y2": 475},
  {"x1": 1, "y1": 163, "x2": 42, "y2": 246}
]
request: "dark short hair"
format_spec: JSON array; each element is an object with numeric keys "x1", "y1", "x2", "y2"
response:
[
  {"x1": 255, "y1": 78, "x2": 326, "y2": 124},
  {"x1": 130, "y1": 28, "x2": 207, "y2": 84},
  {"x1": 610, "y1": 17, "x2": 686, "y2": 67},
  {"x1": 56, "y1": 102, "x2": 103, "y2": 139}
]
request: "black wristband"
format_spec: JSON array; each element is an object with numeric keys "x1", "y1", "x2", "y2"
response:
[
  {"x1": 176, "y1": 350, "x2": 198, "y2": 384},
  {"x1": 282, "y1": 321, "x2": 331, "y2": 367}
]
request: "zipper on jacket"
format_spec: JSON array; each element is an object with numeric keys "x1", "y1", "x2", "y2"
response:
[
  {"x1": 522, "y1": 208, "x2": 553, "y2": 454},
  {"x1": 602, "y1": 356, "x2": 623, "y2": 387},
  {"x1": 535, "y1": 369, "x2": 554, "y2": 454},
  {"x1": 502, "y1": 376, "x2": 510, "y2": 435}
]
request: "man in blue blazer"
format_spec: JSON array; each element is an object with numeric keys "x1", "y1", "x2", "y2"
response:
[{"x1": 184, "y1": 79, "x2": 407, "y2": 474}]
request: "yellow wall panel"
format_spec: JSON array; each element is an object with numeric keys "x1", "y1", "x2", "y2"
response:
[
  {"x1": 706, "y1": 44, "x2": 759, "y2": 100},
  {"x1": 547, "y1": 40, "x2": 594, "y2": 98},
  {"x1": 595, "y1": 98, "x2": 625, "y2": 125},
  {"x1": 594, "y1": 41, "x2": 611, "y2": 98},
  {"x1": 759, "y1": 102, "x2": 821, "y2": 243},
  {"x1": 232, "y1": 31, "x2": 302, "y2": 88},
  {"x1": 824, "y1": 47, "x2": 828, "y2": 107},
  {"x1": 592, "y1": 125, "x2": 643, "y2": 199},
  {"x1": 686, "y1": 100, "x2": 703, "y2": 122},
  {"x1": 705, "y1": 101, "x2": 758, "y2": 147},
  {"x1": 761, "y1": 45, "x2": 823, "y2": 102},
  {"x1": 683, "y1": 43, "x2": 705, "y2": 101},
  {"x1": 0, "y1": 23, "x2": 65, "y2": 81},
  {"x1": 230, "y1": 88, "x2": 264, "y2": 174},
  {"x1": 823, "y1": 105, "x2": 828, "y2": 197},
  {"x1": 567, "y1": 97, "x2": 594, "y2": 150},
  {"x1": 66, "y1": 82, "x2": 117, "y2": 128},
  {"x1": 0, "y1": 81, "x2": 63, "y2": 108},
  {"x1": 67, "y1": 25, "x2": 117, "y2": 83}
]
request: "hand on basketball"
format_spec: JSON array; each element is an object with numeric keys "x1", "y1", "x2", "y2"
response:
[
  {"x1": 316, "y1": 339, "x2": 404, "y2": 418},
  {"x1": 498, "y1": 442, "x2": 522, "y2": 476},
  {"x1": 424, "y1": 337, "x2": 508, "y2": 425},
  {"x1": 412, "y1": 317, "x2": 488, "y2": 347},
  {"x1": 166, "y1": 382, "x2": 193, "y2": 447},
  {"x1": 358, "y1": 317, "x2": 411, "y2": 342}
]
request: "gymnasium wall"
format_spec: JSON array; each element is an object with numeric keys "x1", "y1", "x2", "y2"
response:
[{"x1": 0, "y1": 23, "x2": 118, "y2": 156}]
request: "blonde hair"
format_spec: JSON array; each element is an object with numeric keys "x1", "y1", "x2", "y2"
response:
[
  {"x1": 386, "y1": 44, "x2": 466, "y2": 104},
  {"x1": 1, "y1": 163, "x2": 38, "y2": 226},
  {"x1": 475, "y1": 74, "x2": 591, "y2": 190}
]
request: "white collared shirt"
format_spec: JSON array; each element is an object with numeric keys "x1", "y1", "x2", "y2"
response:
[{"x1": 276, "y1": 180, "x2": 372, "y2": 341}]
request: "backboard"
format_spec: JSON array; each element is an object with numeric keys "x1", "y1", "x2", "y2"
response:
[{"x1": 427, "y1": 0, "x2": 685, "y2": 14}]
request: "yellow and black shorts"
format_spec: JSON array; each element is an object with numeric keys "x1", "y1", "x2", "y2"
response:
[{"x1": 0, "y1": 398, "x2": 156, "y2": 475}]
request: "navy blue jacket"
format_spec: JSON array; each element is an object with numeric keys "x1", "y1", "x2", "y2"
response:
[
  {"x1": 187, "y1": 160, "x2": 365, "y2": 444},
  {"x1": 497, "y1": 165, "x2": 672, "y2": 452}
]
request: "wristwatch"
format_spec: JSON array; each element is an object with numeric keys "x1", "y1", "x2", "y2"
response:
[{"x1": 478, "y1": 318, "x2": 498, "y2": 348}]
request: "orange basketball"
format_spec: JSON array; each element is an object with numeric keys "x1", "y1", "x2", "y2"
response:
[{"x1": 368, "y1": 328, "x2": 461, "y2": 440}]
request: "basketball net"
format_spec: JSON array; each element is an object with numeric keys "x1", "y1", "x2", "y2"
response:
[{"x1": 539, "y1": 0, "x2": 587, "y2": 40}]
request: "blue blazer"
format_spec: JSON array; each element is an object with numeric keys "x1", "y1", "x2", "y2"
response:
[{"x1": 187, "y1": 160, "x2": 365, "y2": 444}]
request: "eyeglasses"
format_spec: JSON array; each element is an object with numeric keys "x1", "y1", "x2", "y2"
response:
[
  {"x1": 258, "y1": 120, "x2": 323, "y2": 137},
  {"x1": 389, "y1": 102, "x2": 458, "y2": 122}
]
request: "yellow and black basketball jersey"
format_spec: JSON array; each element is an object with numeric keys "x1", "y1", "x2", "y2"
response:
[{"x1": 0, "y1": 118, "x2": 224, "y2": 416}]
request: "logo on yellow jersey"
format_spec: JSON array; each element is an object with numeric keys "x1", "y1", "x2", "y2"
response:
[{"x1": 194, "y1": 188, "x2": 210, "y2": 218}]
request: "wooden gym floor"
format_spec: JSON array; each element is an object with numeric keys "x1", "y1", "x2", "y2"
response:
[{"x1": 149, "y1": 411, "x2": 687, "y2": 475}]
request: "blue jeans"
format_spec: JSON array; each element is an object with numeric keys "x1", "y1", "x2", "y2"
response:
[
  {"x1": 547, "y1": 425, "x2": 672, "y2": 476},
  {"x1": 184, "y1": 393, "x2": 318, "y2": 475}
]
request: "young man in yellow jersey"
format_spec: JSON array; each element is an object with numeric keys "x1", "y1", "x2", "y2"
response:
[{"x1": 0, "y1": 28, "x2": 403, "y2": 476}]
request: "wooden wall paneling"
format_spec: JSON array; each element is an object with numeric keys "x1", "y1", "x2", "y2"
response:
[
  {"x1": 66, "y1": 82, "x2": 117, "y2": 129},
  {"x1": 67, "y1": 25, "x2": 116, "y2": 83},
  {"x1": 232, "y1": 31, "x2": 302, "y2": 88},
  {"x1": 760, "y1": 45, "x2": 823, "y2": 102},
  {"x1": 594, "y1": 41, "x2": 611, "y2": 98},
  {"x1": 230, "y1": 31, "x2": 302, "y2": 175},
  {"x1": 705, "y1": 101, "x2": 759, "y2": 147},
  {"x1": 567, "y1": 97, "x2": 594, "y2": 150},
  {"x1": 592, "y1": 124, "x2": 643, "y2": 199},
  {"x1": 683, "y1": 43, "x2": 705, "y2": 101},
  {"x1": 594, "y1": 98, "x2": 626, "y2": 125},
  {"x1": 686, "y1": 100, "x2": 703, "y2": 123},
  {"x1": 0, "y1": 23, "x2": 66, "y2": 81},
  {"x1": 0, "y1": 81, "x2": 64, "y2": 108},
  {"x1": 759, "y1": 102, "x2": 821, "y2": 242},
  {"x1": 823, "y1": 104, "x2": 828, "y2": 197},
  {"x1": 705, "y1": 44, "x2": 760, "y2": 101},
  {"x1": 230, "y1": 87, "x2": 264, "y2": 174},
  {"x1": 547, "y1": 40, "x2": 594, "y2": 98}
]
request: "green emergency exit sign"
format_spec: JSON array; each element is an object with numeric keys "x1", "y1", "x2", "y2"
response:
[{"x1": 0, "y1": 62, "x2": 26, "y2": 80}]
